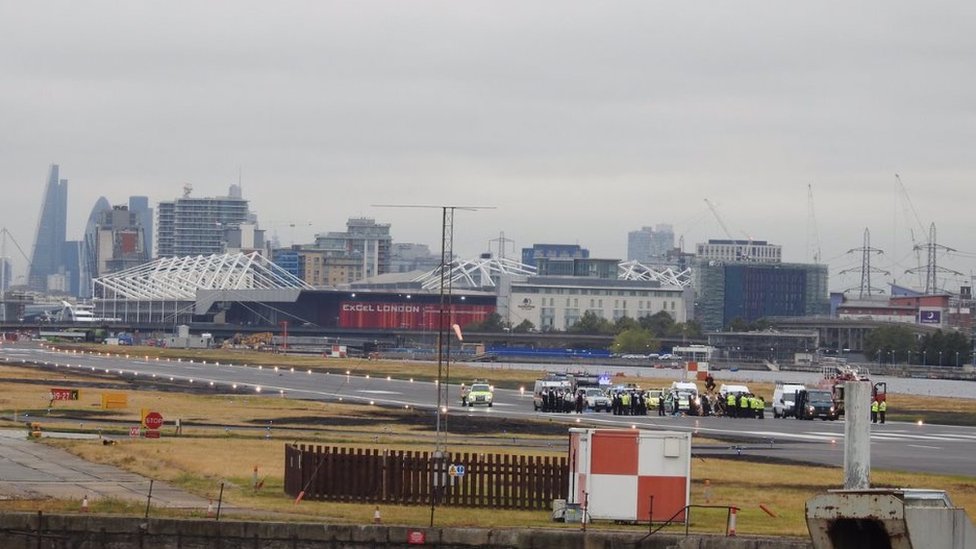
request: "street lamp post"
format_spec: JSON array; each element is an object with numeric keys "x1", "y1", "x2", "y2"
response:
[
  {"x1": 923, "y1": 350, "x2": 927, "y2": 366},
  {"x1": 279, "y1": 320, "x2": 288, "y2": 354},
  {"x1": 956, "y1": 351, "x2": 960, "y2": 367}
]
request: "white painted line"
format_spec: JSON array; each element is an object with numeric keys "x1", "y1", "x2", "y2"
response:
[{"x1": 907, "y1": 444, "x2": 941, "y2": 450}]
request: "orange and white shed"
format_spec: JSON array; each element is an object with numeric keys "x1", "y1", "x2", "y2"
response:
[{"x1": 567, "y1": 429, "x2": 691, "y2": 522}]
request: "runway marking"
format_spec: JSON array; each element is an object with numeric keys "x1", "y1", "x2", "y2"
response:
[
  {"x1": 808, "y1": 431, "x2": 971, "y2": 443},
  {"x1": 907, "y1": 444, "x2": 941, "y2": 450},
  {"x1": 357, "y1": 390, "x2": 401, "y2": 395}
]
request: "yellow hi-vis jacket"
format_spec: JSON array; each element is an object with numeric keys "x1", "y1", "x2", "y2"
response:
[{"x1": 871, "y1": 401, "x2": 879, "y2": 413}]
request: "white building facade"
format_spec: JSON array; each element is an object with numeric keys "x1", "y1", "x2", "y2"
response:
[
  {"x1": 505, "y1": 276, "x2": 686, "y2": 331},
  {"x1": 696, "y1": 239, "x2": 782, "y2": 264}
]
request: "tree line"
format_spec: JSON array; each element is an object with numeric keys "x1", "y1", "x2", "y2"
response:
[{"x1": 465, "y1": 310, "x2": 703, "y2": 354}]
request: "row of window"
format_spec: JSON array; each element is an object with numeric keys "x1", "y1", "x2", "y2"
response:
[
  {"x1": 532, "y1": 296, "x2": 678, "y2": 310},
  {"x1": 517, "y1": 287, "x2": 680, "y2": 297}
]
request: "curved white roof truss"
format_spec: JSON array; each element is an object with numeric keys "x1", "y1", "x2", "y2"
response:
[
  {"x1": 413, "y1": 256, "x2": 537, "y2": 290},
  {"x1": 93, "y1": 252, "x2": 314, "y2": 300},
  {"x1": 618, "y1": 260, "x2": 692, "y2": 288}
]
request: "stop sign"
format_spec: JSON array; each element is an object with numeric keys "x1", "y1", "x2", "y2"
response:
[{"x1": 144, "y1": 412, "x2": 164, "y2": 430}]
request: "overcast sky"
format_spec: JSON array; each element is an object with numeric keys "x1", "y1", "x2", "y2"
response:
[{"x1": 2, "y1": 1, "x2": 975, "y2": 292}]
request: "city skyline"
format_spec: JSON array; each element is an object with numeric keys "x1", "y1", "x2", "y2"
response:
[
  {"x1": 2, "y1": 2, "x2": 975, "y2": 293},
  {"x1": 2, "y1": 162, "x2": 973, "y2": 295}
]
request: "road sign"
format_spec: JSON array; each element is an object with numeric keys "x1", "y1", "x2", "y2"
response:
[
  {"x1": 129, "y1": 426, "x2": 140, "y2": 438},
  {"x1": 407, "y1": 530, "x2": 426, "y2": 545},
  {"x1": 145, "y1": 430, "x2": 161, "y2": 439},
  {"x1": 448, "y1": 464, "x2": 465, "y2": 478},
  {"x1": 50, "y1": 388, "x2": 79, "y2": 401},
  {"x1": 143, "y1": 411, "x2": 163, "y2": 430}
]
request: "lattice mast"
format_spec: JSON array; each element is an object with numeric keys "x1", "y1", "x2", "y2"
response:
[
  {"x1": 907, "y1": 223, "x2": 962, "y2": 294},
  {"x1": 840, "y1": 228, "x2": 888, "y2": 298}
]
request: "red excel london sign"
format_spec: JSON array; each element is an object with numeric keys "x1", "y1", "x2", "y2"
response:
[{"x1": 339, "y1": 301, "x2": 494, "y2": 330}]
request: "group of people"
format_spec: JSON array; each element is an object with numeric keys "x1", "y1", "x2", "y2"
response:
[
  {"x1": 870, "y1": 398, "x2": 888, "y2": 424},
  {"x1": 723, "y1": 392, "x2": 766, "y2": 419},
  {"x1": 538, "y1": 388, "x2": 579, "y2": 413},
  {"x1": 611, "y1": 390, "x2": 649, "y2": 415}
]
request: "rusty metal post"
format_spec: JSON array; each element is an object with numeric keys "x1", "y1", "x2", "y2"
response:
[{"x1": 844, "y1": 381, "x2": 872, "y2": 489}]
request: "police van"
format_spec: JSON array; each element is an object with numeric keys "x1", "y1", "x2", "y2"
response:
[{"x1": 532, "y1": 376, "x2": 573, "y2": 411}]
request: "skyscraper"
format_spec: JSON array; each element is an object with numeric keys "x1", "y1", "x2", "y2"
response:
[
  {"x1": 156, "y1": 185, "x2": 253, "y2": 258},
  {"x1": 79, "y1": 197, "x2": 112, "y2": 297},
  {"x1": 627, "y1": 225, "x2": 674, "y2": 264},
  {"x1": 28, "y1": 165, "x2": 68, "y2": 291},
  {"x1": 128, "y1": 196, "x2": 153, "y2": 258}
]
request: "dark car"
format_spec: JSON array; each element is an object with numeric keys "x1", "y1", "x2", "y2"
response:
[{"x1": 795, "y1": 389, "x2": 838, "y2": 420}]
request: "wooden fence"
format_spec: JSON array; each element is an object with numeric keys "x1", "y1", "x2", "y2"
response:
[{"x1": 284, "y1": 445, "x2": 567, "y2": 510}]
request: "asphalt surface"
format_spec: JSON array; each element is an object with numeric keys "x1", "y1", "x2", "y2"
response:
[
  {"x1": 2, "y1": 343, "x2": 975, "y2": 477},
  {"x1": 0, "y1": 429, "x2": 210, "y2": 509}
]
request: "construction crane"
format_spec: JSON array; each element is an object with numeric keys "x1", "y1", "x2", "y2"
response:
[
  {"x1": 894, "y1": 174, "x2": 927, "y2": 285},
  {"x1": 704, "y1": 198, "x2": 754, "y2": 261},
  {"x1": 806, "y1": 184, "x2": 822, "y2": 264},
  {"x1": 704, "y1": 199, "x2": 736, "y2": 241}
]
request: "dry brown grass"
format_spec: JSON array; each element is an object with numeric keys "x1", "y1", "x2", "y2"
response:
[{"x1": 3, "y1": 351, "x2": 975, "y2": 536}]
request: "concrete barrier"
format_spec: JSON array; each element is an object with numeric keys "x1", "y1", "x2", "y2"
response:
[{"x1": 0, "y1": 512, "x2": 813, "y2": 549}]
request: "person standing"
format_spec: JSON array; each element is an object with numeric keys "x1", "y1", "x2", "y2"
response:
[
  {"x1": 658, "y1": 393, "x2": 666, "y2": 416},
  {"x1": 727, "y1": 392, "x2": 737, "y2": 418},
  {"x1": 878, "y1": 399, "x2": 887, "y2": 424},
  {"x1": 871, "y1": 399, "x2": 879, "y2": 423},
  {"x1": 739, "y1": 393, "x2": 751, "y2": 419}
]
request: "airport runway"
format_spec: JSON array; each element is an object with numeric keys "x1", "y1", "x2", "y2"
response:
[{"x1": 2, "y1": 343, "x2": 974, "y2": 477}]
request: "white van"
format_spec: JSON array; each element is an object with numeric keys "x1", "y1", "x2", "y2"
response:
[
  {"x1": 532, "y1": 378, "x2": 573, "y2": 410},
  {"x1": 718, "y1": 383, "x2": 751, "y2": 397},
  {"x1": 772, "y1": 383, "x2": 807, "y2": 418}
]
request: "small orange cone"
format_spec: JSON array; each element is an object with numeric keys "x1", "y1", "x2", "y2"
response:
[
  {"x1": 373, "y1": 506, "x2": 381, "y2": 524},
  {"x1": 81, "y1": 495, "x2": 89, "y2": 513}
]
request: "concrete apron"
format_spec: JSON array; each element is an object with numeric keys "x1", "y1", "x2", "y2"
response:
[{"x1": 0, "y1": 430, "x2": 210, "y2": 509}]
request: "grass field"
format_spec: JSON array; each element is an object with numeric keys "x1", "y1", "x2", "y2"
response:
[{"x1": 1, "y1": 344, "x2": 974, "y2": 537}]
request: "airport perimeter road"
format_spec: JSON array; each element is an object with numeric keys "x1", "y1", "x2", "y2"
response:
[{"x1": 2, "y1": 344, "x2": 975, "y2": 477}]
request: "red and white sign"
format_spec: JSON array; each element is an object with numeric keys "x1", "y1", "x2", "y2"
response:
[
  {"x1": 143, "y1": 411, "x2": 164, "y2": 430},
  {"x1": 50, "y1": 388, "x2": 79, "y2": 401},
  {"x1": 407, "y1": 530, "x2": 426, "y2": 545},
  {"x1": 338, "y1": 301, "x2": 494, "y2": 330},
  {"x1": 129, "y1": 426, "x2": 141, "y2": 438},
  {"x1": 145, "y1": 430, "x2": 161, "y2": 439}
]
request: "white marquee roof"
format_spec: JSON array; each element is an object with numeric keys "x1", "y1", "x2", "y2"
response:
[
  {"x1": 617, "y1": 260, "x2": 692, "y2": 288},
  {"x1": 93, "y1": 252, "x2": 313, "y2": 301},
  {"x1": 413, "y1": 256, "x2": 537, "y2": 290}
]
